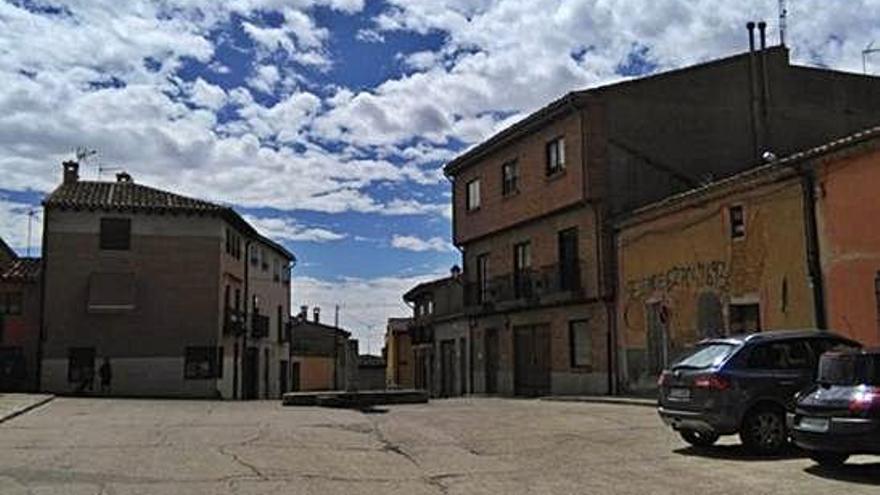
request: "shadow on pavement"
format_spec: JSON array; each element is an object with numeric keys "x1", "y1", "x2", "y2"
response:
[
  {"x1": 674, "y1": 444, "x2": 806, "y2": 462},
  {"x1": 804, "y1": 462, "x2": 880, "y2": 485}
]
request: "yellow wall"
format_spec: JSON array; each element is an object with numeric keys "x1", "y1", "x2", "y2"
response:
[{"x1": 616, "y1": 176, "x2": 815, "y2": 390}]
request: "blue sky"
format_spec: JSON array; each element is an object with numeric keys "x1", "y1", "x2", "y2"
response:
[{"x1": 1, "y1": 0, "x2": 878, "y2": 348}]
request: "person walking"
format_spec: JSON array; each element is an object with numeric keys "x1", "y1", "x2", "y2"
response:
[{"x1": 99, "y1": 357, "x2": 112, "y2": 394}]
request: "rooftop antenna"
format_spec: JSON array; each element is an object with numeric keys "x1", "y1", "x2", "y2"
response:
[
  {"x1": 864, "y1": 41, "x2": 880, "y2": 75},
  {"x1": 778, "y1": 0, "x2": 788, "y2": 46},
  {"x1": 26, "y1": 208, "x2": 36, "y2": 257}
]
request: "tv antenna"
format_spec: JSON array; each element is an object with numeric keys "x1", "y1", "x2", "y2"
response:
[
  {"x1": 864, "y1": 41, "x2": 880, "y2": 75},
  {"x1": 778, "y1": 0, "x2": 787, "y2": 46},
  {"x1": 26, "y1": 208, "x2": 37, "y2": 257},
  {"x1": 75, "y1": 146, "x2": 96, "y2": 163}
]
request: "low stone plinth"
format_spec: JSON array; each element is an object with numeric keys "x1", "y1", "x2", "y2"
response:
[{"x1": 282, "y1": 389, "x2": 429, "y2": 408}]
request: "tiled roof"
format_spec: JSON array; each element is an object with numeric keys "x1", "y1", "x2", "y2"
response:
[
  {"x1": 44, "y1": 181, "x2": 224, "y2": 213},
  {"x1": 43, "y1": 179, "x2": 295, "y2": 261},
  {"x1": 0, "y1": 258, "x2": 41, "y2": 282}
]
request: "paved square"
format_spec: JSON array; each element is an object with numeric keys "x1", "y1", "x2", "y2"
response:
[{"x1": 0, "y1": 398, "x2": 877, "y2": 494}]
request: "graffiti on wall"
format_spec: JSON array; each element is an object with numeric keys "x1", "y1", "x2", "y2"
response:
[{"x1": 625, "y1": 260, "x2": 729, "y2": 301}]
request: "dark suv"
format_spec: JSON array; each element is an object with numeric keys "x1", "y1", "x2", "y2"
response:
[
  {"x1": 657, "y1": 330, "x2": 860, "y2": 454},
  {"x1": 788, "y1": 348, "x2": 880, "y2": 466}
]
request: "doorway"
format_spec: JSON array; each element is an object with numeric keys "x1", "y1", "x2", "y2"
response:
[
  {"x1": 243, "y1": 347, "x2": 258, "y2": 400},
  {"x1": 514, "y1": 324, "x2": 551, "y2": 397},
  {"x1": 485, "y1": 328, "x2": 499, "y2": 394}
]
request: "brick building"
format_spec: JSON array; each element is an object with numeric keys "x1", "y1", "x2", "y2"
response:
[
  {"x1": 0, "y1": 238, "x2": 41, "y2": 392},
  {"x1": 40, "y1": 162, "x2": 295, "y2": 399},
  {"x1": 445, "y1": 44, "x2": 880, "y2": 396}
]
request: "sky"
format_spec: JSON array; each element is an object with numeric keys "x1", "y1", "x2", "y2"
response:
[{"x1": 1, "y1": 0, "x2": 879, "y2": 352}]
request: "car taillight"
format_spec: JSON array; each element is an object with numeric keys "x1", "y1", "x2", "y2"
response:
[
  {"x1": 657, "y1": 371, "x2": 672, "y2": 387},
  {"x1": 849, "y1": 386, "x2": 880, "y2": 414},
  {"x1": 694, "y1": 374, "x2": 730, "y2": 391}
]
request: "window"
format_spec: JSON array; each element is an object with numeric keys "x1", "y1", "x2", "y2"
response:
[
  {"x1": 2, "y1": 292, "x2": 23, "y2": 315},
  {"x1": 513, "y1": 242, "x2": 532, "y2": 298},
  {"x1": 476, "y1": 253, "x2": 490, "y2": 304},
  {"x1": 558, "y1": 228, "x2": 579, "y2": 291},
  {"x1": 99, "y1": 218, "x2": 131, "y2": 250},
  {"x1": 234, "y1": 288, "x2": 241, "y2": 311},
  {"x1": 277, "y1": 305, "x2": 283, "y2": 342},
  {"x1": 546, "y1": 137, "x2": 566, "y2": 175},
  {"x1": 502, "y1": 160, "x2": 518, "y2": 196},
  {"x1": 67, "y1": 347, "x2": 95, "y2": 384},
  {"x1": 225, "y1": 229, "x2": 242, "y2": 259},
  {"x1": 250, "y1": 245, "x2": 259, "y2": 266},
  {"x1": 261, "y1": 248, "x2": 268, "y2": 271},
  {"x1": 273, "y1": 258, "x2": 280, "y2": 282},
  {"x1": 184, "y1": 346, "x2": 222, "y2": 379},
  {"x1": 729, "y1": 205, "x2": 745, "y2": 239},
  {"x1": 747, "y1": 341, "x2": 812, "y2": 370},
  {"x1": 570, "y1": 320, "x2": 592, "y2": 368},
  {"x1": 729, "y1": 303, "x2": 761, "y2": 333},
  {"x1": 466, "y1": 179, "x2": 481, "y2": 211}
]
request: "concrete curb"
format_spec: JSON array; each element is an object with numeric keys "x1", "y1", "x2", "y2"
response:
[
  {"x1": 541, "y1": 396, "x2": 656, "y2": 408},
  {"x1": 0, "y1": 395, "x2": 55, "y2": 425}
]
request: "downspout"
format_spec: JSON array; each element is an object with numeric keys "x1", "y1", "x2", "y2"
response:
[
  {"x1": 747, "y1": 22, "x2": 761, "y2": 160},
  {"x1": 241, "y1": 240, "x2": 251, "y2": 399},
  {"x1": 35, "y1": 206, "x2": 49, "y2": 391},
  {"x1": 800, "y1": 168, "x2": 828, "y2": 329}
]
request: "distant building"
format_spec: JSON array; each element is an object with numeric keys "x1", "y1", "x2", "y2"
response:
[
  {"x1": 616, "y1": 126, "x2": 880, "y2": 392},
  {"x1": 445, "y1": 45, "x2": 880, "y2": 396},
  {"x1": 40, "y1": 162, "x2": 295, "y2": 399},
  {"x1": 0, "y1": 240, "x2": 41, "y2": 392},
  {"x1": 385, "y1": 317, "x2": 413, "y2": 389},
  {"x1": 289, "y1": 306, "x2": 356, "y2": 391},
  {"x1": 356, "y1": 354, "x2": 386, "y2": 390},
  {"x1": 403, "y1": 269, "x2": 468, "y2": 397}
]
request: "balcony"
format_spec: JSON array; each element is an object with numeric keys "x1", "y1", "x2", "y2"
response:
[
  {"x1": 223, "y1": 308, "x2": 245, "y2": 336},
  {"x1": 251, "y1": 314, "x2": 270, "y2": 339},
  {"x1": 464, "y1": 261, "x2": 585, "y2": 310}
]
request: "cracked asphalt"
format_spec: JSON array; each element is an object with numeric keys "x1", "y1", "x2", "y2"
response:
[{"x1": 0, "y1": 397, "x2": 878, "y2": 494}]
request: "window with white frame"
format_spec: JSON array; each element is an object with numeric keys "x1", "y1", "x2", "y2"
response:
[
  {"x1": 466, "y1": 179, "x2": 481, "y2": 211},
  {"x1": 546, "y1": 137, "x2": 566, "y2": 175}
]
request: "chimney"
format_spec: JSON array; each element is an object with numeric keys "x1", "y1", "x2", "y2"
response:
[
  {"x1": 62, "y1": 161, "x2": 79, "y2": 184},
  {"x1": 116, "y1": 171, "x2": 133, "y2": 183},
  {"x1": 758, "y1": 21, "x2": 767, "y2": 50},
  {"x1": 313, "y1": 307, "x2": 321, "y2": 324},
  {"x1": 299, "y1": 305, "x2": 308, "y2": 321},
  {"x1": 450, "y1": 265, "x2": 462, "y2": 278}
]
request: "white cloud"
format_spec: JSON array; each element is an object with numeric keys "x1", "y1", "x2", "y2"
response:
[
  {"x1": 244, "y1": 214, "x2": 346, "y2": 243},
  {"x1": 391, "y1": 234, "x2": 454, "y2": 252},
  {"x1": 293, "y1": 271, "x2": 445, "y2": 353},
  {"x1": 247, "y1": 64, "x2": 281, "y2": 94},
  {"x1": 189, "y1": 78, "x2": 228, "y2": 110},
  {"x1": 356, "y1": 29, "x2": 386, "y2": 43}
]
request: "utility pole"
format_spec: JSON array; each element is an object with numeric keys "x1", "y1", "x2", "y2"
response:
[
  {"x1": 778, "y1": 0, "x2": 788, "y2": 46},
  {"x1": 26, "y1": 208, "x2": 35, "y2": 257},
  {"x1": 864, "y1": 42, "x2": 880, "y2": 75}
]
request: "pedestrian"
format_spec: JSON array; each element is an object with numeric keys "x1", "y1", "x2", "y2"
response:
[{"x1": 99, "y1": 357, "x2": 112, "y2": 394}]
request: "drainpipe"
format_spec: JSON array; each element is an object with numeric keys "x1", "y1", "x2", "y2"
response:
[
  {"x1": 800, "y1": 169, "x2": 828, "y2": 329},
  {"x1": 241, "y1": 240, "x2": 251, "y2": 400},
  {"x1": 747, "y1": 22, "x2": 761, "y2": 160}
]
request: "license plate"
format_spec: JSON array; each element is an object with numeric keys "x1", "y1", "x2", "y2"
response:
[
  {"x1": 798, "y1": 417, "x2": 829, "y2": 433},
  {"x1": 669, "y1": 388, "x2": 691, "y2": 401}
]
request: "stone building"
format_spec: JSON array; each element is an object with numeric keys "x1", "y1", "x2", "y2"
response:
[
  {"x1": 40, "y1": 162, "x2": 295, "y2": 399},
  {"x1": 289, "y1": 307, "x2": 356, "y2": 391},
  {"x1": 403, "y1": 270, "x2": 468, "y2": 397},
  {"x1": 616, "y1": 125, "x2": 880, "y2": 392},
  {"x1": 385, "y1": 317, "x2": 414, "y2": 389},
  {"x1": 444, "y1": 44, "x2": 880, "y2": 396}
]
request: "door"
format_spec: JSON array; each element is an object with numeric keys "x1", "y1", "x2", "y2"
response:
[
  {"x1": 558, "y1": 228, "x2": 579, "y2": 291},
  {"x1": 440, "y1": 340, "x2": 456, "y2": 397},
  {"x1": 459, "y1": 337, "x2": 467, "y2": 396},
  {"x1": 646, "y1": 302, "x2": 669, "y2": 377},
  {"x1": 243, "y1": 347, "x2": 258, "y2": 400},
  {"x1": 279, "y1": 360, "x2": 289, "y2": 393},
  {"x1": 514, "y1": 325, "x2": 551, "y2": 397},
  {"x1": 485, "y1": 328, "x2": 499, "y2": 394},
  {"x1": 291, "y1": 362, "x2": 300, "y2": 392}
]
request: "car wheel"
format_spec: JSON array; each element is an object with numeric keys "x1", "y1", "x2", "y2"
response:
[
  {"x1": 808, "y1": 451, "x2": 849, "y2": 467},
  {"x1": 679, "y1": 430, "x2": 719, "y2": 447},
  {"x1": 740, "y1": 407, "x2": 787, "y2": 455}
]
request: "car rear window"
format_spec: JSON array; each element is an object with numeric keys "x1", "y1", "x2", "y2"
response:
[
  {"x1": 672, "y1": 343, "x2": 736, "y2": 369},
  {"x1": 818, "y1": 354, "x2": 880, "y2": 386}
]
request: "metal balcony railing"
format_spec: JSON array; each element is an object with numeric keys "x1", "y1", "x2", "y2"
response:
[
  {"x1": 251, "y1": 314, "x2": 270, "y2": 339},
  {"x1": 464, "y1": 261, "x2": 585, "y2": 308}
]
